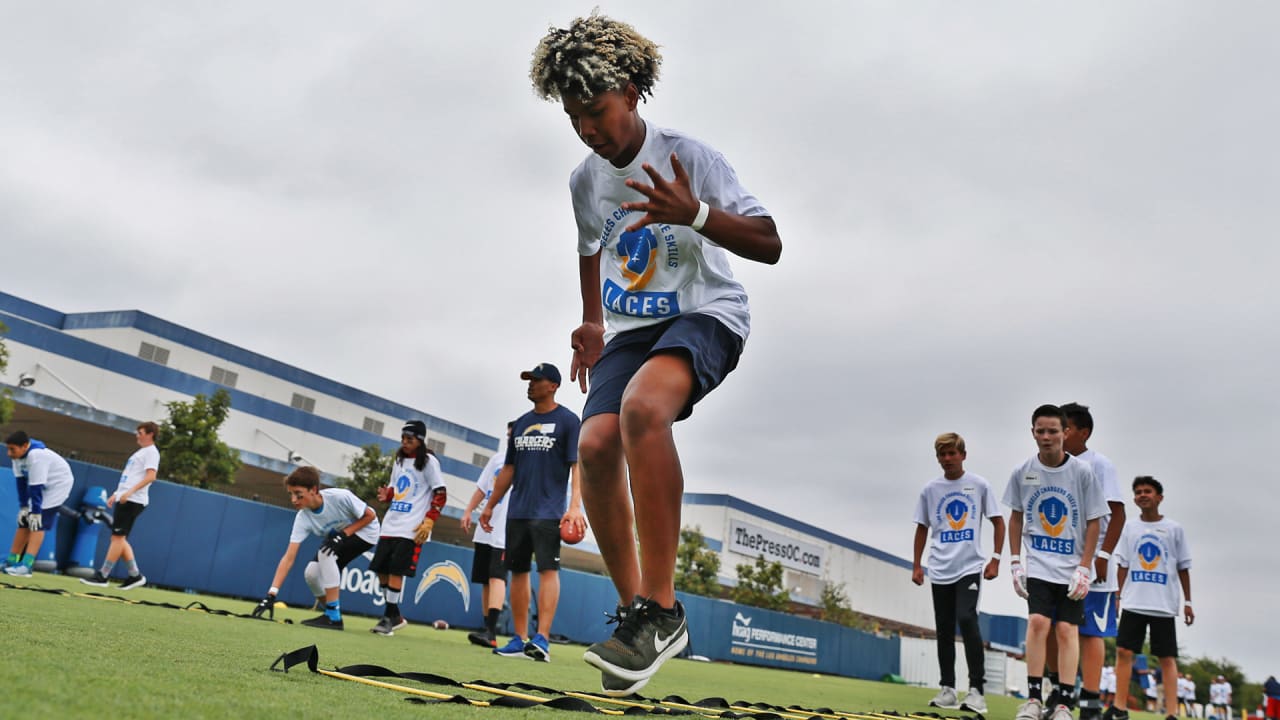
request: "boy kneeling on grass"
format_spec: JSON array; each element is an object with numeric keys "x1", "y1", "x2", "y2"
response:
[{"x1": 252, "y1": 466, "x2": 380, "y2": 629}]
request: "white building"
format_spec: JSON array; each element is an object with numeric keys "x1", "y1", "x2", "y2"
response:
[{"x1": 2, "y1": 290, "x2": 1022, "y2": 654}]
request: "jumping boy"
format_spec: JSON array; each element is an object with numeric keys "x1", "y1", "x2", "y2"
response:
[
  {"x1": 368, "y1": 420, "x2": 447, "y2": 636},
  {"x1": 4, "y1": 431, "x2": 73, "y2": 577},
  {"x1": 251, "y1": 466, "x2": 380, "y2": 629},
  {"x1": 528, "y1": 11, "x2": 782, "y2": 696},
  {"x1": 1108, "y1": 476, "x2": 1194, "y2": 720},
  {"x1": 912, "y1": 432, "x2": 1005, "y2": 715},
  {"x1": 1005, "y1": 405, "x2": 1107, "y2": 720},
  {"x1": 81, "y1": 421, "x2": 161, "y2": 589}
]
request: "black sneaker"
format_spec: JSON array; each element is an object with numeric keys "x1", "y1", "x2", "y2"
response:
[
  {"x1": 302, "y1": 614, "x2": 345, "y2": 630},
  {"x1": 582, "y1": 596, "x2": 688, "y2": 684},
  {"x1": 120, "y1": 575, "x2": 147, "y2": 590},
  {"x1": 601, "y1": 670, "x2": 649, "y2": 698},
  {"x1": 370, "y1": 617, "x2": 396, "y2": 636},
  {"x1": 1102, "y1": 707, "x2": 1129, "y2": 720},
  {"x1": 467, "y1": 630, "x2": 497, "y2": 648},
  {"x1": 79, "y1": 571, "x2": 110, "y2": 587}
]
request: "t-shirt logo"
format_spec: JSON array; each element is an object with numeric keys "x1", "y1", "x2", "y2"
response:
[
  {"x1": 617, "y1": 227, "x2": 658, "y2": 291},
  {"x1": 934, "y1": 491, "x2": 976, "y2": 543},
  {"x1": 1130, "y1": 533, "x2": 1169, "y2": 585},
  {"x1": 390, "y1": 472, "x2": 413, "y2": 512},
  {"x1": 1137, "y1": 540, "x2": 1162, "y2": 571},
  {"x1": 1038, "y1": 497, "x2": 1069, "y2": 537},
  {"x1": 514, "y1": 423, "x2": 558, "y2": 451}
]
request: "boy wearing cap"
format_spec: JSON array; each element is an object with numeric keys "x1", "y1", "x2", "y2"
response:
[
  {"x1": 367, "y1": 419, "x2": 448, "y2": 636},
  {"x1": 4, "y1": 431, "x2": 74, "y2": 577},
  {"x1": 251, "y1": 466, "x2": 380, "y2": 629},
  {"x1": 480, "y1": 363, "x2": 584, "y2": 661},
  {"x1": 1108, "y1": 476, "x2": 1194, "y2": 720}
]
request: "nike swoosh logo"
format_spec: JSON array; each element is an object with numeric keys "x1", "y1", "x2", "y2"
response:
[
  {"x1": 1092, "y1": 596, "x2": 1111, "y2": 629},
  {"x1": 653, "y1": 626, "x2": 680, "y2": 653}
]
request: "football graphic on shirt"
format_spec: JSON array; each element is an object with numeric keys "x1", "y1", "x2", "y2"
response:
[
  {"x1": 945, "y1": 499, "x2": 969, "y2": 530},
  {"x1": 1137, "y1": 540, "x2": 1162, "y2": 571},
  {"x1": 1038, "y1": 497, "x2": 1069, "y2": 537},
  {"x1": 617, "y1": 227, "x2": 658, "y2": 291}
]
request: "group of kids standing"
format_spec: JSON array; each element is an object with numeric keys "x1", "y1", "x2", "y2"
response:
[{"x1": 913, "y1": 403, "x2": 1194, "y2": 720}]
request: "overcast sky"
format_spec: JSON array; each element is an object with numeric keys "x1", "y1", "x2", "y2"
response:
[{"x1": 2, "y1": 2, "x2": 1276, "y2": 681}]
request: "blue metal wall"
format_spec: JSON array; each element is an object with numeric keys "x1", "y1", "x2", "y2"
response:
[{"x1": 1, "y1": 460, "x2": 899, "y2": 680}]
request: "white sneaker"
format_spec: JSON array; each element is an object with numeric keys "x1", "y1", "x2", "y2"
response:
[
  {"x1": 930, "y1": 687, "x2": 960, "y2": 709},
  {"x1": 1017, "y1": 699, "x2": 1046, "y2": 720},
  {"x1": 961, "y1": 688, "x2": 988, "y2": 714},
  {"x1": 1049, "y1": 705, "x2": 1075, "y2": 720}
]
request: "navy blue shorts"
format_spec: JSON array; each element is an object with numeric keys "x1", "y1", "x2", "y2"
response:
[{"x1": 583, "y1": 313, "x2": 743, "y2": 422}]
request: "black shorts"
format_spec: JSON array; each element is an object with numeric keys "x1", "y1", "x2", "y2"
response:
[
  {"x1": 317, "y1": 535, "x2": 373, "y2": 569},
  {"x1": 368, "y1": 537, "x2": 421, "y2": 578},
  {"x1": 471, "y1": 542, "x2": 507, "y2": 584},
  {"x1": 582, "y1": 313, "x2": 743, "y2": 422},
  {"x1": 1117, "y1": 610, "x2": 1178, "y2": 657},
  {"x1": 111, "y1": 501, "x2": 146, "y2": 537},
  {"x1": 1027, "y1": 577, "x2": 1085, "y2": 626},
  {"x1": 505, "y1": 519, "x2": 560, "y2": 573}
]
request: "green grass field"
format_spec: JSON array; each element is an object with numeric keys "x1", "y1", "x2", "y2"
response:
[{"x1": 0, "y1": 574, "x2": 1171, "y2": 720}]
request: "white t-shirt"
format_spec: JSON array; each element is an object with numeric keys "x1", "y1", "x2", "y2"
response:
[
  {"x1": 289, "y1": 488, "x2": 380, "y2": 545},
  {"x1": 1077, "y1": 448, "x2": 1125, "y2": 591},
  {"x1": 1003, "y1": 454, "x2": 1108, "y2": 584},
  {"x1": 472, "y1": 439, "x2": 509, "y2": 549},
  {"x1": 116, "y1": 444, "x2": 161, "y2": 506},
  {"x1": 1179, "y1": 677, "x2": 1193, "y2": 700},
  {"x1": 571, "y1": 121, "x2": 770, "y2": 343},
  {"x1": 1210, "y1": 681, "x2": 1232, "y2": 705},
  {"x1": 14, "y1": 446, "x2": 73, "y2": 510},
  {"x1": 379, "y1": 454, "x2": 447, "y2": 539},
  {"x1": 1114, "y1": 516, "x2": 1191, "y2": 617},
  {"x1": 913, "y1": 472, "x2": 1001, "y2": 584}
]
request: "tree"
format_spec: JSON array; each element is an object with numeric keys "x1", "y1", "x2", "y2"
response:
[
  {"x1": 157, "y1": 389, "x2": 241, "y2": 488},
  {"x1": 336, "y1": 443, "x2": 394, "y2": 506},
  {"x1": 730, "y1": 555, "x2": 789, "y2": 611},
  {"x1": 818, "y1": 580, "x2": 871, "y2": 631},
  {"x1": 0, "y1": 320, "x2": 13, "y2": 424},
  {"x1": 675, "y1": 525, "x2": 722, "y2": 597}
]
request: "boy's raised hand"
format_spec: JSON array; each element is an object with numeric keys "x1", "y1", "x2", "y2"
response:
[{"x1": 621, "y1": 153, "x2": 700, "y2": 233}]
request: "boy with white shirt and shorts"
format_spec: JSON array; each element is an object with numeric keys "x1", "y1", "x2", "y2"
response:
[
  {"x1": 462, "y1": 422, "x2": 512, "y2": 649},
  {"x1": 4, "y1": 431, "x2": 73, "y2": 577},
  {"x1": 912, "y1": 432, "x2": 1005, "y2": 715},
  {"x1": 368, "y1": 420, "x2": 448, "y2": 636},
  {"x1": 81, "y1": 422, "x2": 161, "y2": 589},
  {"x1": 529, "y1": 11, "x2": 783, "y2": 696},
  {"x1": 1046, "y1": 403, "x2": 1127, "y2": 720},
  {"x1": 1209, "y1": 676, "x2": 1232, "y2": 720},
  {"x1": 251, "y1": 466, "x2": 380, "y2": 629},
  {"x1": 1005, "y1": 405, "x2": 1108, "y2": 720},
  {"x1": 1107, "y1": 476, "x2": 1194, "y2": 720}
]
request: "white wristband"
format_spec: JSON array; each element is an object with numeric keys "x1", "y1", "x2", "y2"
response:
[
  {"x1": 691, "y1": 200, "x2": 710, "y2": 231},
  {"x1": 990, "y1": 553, "x2": 1002, "y2": 561},
  {"x1": 1010, "y1": 554, "x2": 1022, "y2": 563},
  {"x1": 1184, "y1": 601, "x2": 1192, "y2": 607},
  {"x1": 269, "y1": 586, "x2": 279, "y2": 596},
  {"x1": 1097, "y1": 550, "x2": 1112, "y2": 560}
]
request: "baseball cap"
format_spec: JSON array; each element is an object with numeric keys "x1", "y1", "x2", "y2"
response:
[
  {"x1": 520, "y1": 363, "x2": 561, "y2": 384},
  {"x1": 401, "y1": 419, "x2": 427, "y2": 440}
]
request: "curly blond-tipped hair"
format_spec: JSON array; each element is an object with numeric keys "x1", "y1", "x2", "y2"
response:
[{"x1": 530, "y1": 11, "x2": 662, "y2": 102}]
